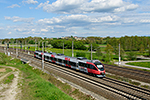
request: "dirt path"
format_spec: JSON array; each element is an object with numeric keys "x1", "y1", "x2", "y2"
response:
[{"x1": 0, "y1": 66, "x2": 21, "y2": 100}]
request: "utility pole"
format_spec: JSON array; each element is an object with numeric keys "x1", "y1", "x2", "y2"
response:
[
  {"x1": 35, "y1": 40, "x2": 36, "y2": 51},
  {"x1": 91, "y1": 44, "x2": 92, "y2": 61},
  {"x1": 119, "y1": 43, "x2": 121, "y2": 65},
  {"x1": 4, "y1": 42, "x2": 6, "y2": 55},
  {"x1": 42, "y1": 42, "x2": 44, "y2": 70},
  {"x1": 63, "y1": 42, "x2": 64, "y2": 54},
  {"x1": 25, "y1": 41, "x2": 26, "y2": 53},
  {"x1": 7, "y1": 42, "x2": 10, "y2": 56},
  {"x1": 16, "y1": 40, "x2": 18, "y2": 58},
  {"x1": 72, "y1": 41, "x2": 74, "y2": 57},
  {"x1": 38, "y1": 41, "x2": 40, "y2": 50},
  {"x1": 13, "y1": 41, "x2": 14, "y2": 52},
  {"x1": 45, "y1": 41, "x2": 46, "y2": 52}
]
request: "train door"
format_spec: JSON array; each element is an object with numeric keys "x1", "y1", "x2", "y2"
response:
[{"x1": 90, "y1": 64, "x2": 99, "y2": 75}]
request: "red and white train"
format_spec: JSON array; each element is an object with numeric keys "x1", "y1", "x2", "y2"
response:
[{"x1": 34, "y1": 50, "x2": 105, "y2": 78}]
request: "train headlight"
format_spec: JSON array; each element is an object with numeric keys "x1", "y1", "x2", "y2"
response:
[{"x1": 101, "y1": 72, "x2": 105, "y2": 75}]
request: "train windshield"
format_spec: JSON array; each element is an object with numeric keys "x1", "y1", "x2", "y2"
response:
[{"x1": 94, "y1": 62, "x2": 104, "y2": 71}]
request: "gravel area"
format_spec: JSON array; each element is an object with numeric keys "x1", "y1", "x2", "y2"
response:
[{"x1": 0, "y1": 66, "x2": 21, "y2": 100}]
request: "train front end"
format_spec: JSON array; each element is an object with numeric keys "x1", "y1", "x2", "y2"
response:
[{"x1": 93, "y1": 60, "x2": 105, "y2": 78}]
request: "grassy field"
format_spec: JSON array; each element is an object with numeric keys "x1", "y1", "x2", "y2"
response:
[
  {"x1": 11, "y1": 44, "x2": 150, "y2": 64},
  {"x1": 0, "y1": 52, "x2": 95, "y2": 100},
  {"x1": 11, "y1": 45, "x2": 106, "y2": 60},
  {"x1": 126, "y1": 62, "x2": 150, "y2": 68}
]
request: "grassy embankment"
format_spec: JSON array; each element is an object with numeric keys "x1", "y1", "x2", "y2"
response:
[
  {"x1": 0, "y1": 67, "x2": 14, "y2": 84},
  {"x1": 126, "y1": 62, "x2": 150, "y2": 68},
  {"x1": 0, "y1": 52, "x2": 95, "y2": 100}
]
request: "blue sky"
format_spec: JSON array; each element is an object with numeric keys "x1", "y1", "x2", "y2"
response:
[{"x1": 0, "y1": 0, "x2": 150, "y2": 39}]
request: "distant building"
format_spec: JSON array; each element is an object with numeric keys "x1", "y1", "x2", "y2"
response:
[
  {"x1": 74, "y1": 36, "x2": 86, "y2": 40},
  {"x1": 61, "y1": 36, "x2": 86, "y2": 40}
]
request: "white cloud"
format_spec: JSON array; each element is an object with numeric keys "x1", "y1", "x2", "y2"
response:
[
  {"x1": 29, "y1": 7, "x2": 33, "y2": 9},
  {"x1": 140, "y1": 19, "x2": 150, "y2": 23},
  {"x1": 4, "y1": 16, "x2": 34, "y2": 23},
  {"x1": 36, "y1": 0, "x2": 138, "y2": 14},
  {"x1": 37, "y1": 14, "x2": 120, "y2": 27},
  {"x1": 0, "y1": 27, "x2": 4, "y2": 30},
  {"x1": 32, "y1": 29, "x2": 35, "y2": 32},
  {"x1": 114, "y1": 3, "x2": 139, "y2": 12},
  {"x1": 41, "y1": 29, "x2": 48, "y2": 32},
  {"x1": 3, "y1": 12, "x2": 150, "y2": 38},
  {"x1": 8, "y1": 32, "x2": 12, "y2": 34},
  {"x1": 7, "y1": 4, "x2": 20, "y2": 8},
  {"x1": 22, "y1": 0, "x2": 38, "y2": 4}
]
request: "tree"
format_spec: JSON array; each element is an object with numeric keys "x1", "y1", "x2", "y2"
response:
[
  {"x1": 148, "y1": 42, "x2": 150, "y2": 57},
  {"x1": 88, "y1": 43, "x2": 99, "y2": 51},
  {"x1": 104, "y1": 44, "x2": 114, "y2": 61},
  {"x1": 126, "y1": 51, "x2": 137, "y2": 60},
  {"x1": 29, "y1": 40, "x2": 35, "y2": 44},
  {"x1": 139, "y1": 44, "x2": 144, "y2": 54},
  {"x1": 96, "y1": 47, "x2": 102, "y2": 60},
  {"x1": 74, "y1": 41, "x2": 87, "y2": 50}
]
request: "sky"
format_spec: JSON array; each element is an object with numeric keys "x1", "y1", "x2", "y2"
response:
[{"x1": 0, "y1": 0, "x2": 150, "y2": 39}]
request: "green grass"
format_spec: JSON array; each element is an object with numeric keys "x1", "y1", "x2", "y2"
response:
[
  {"x1": 0, "y1": 52, "x2": 73, "y2": 100},
  {"x1": 0, "y1": 52, "x2": 95, "y2": 100},
  {"x1": 126, "y1": 62, "x2": 150, "y2": 68},
  {"x1": 3, "y1": 74, "x2": 14, "y2": 84}
]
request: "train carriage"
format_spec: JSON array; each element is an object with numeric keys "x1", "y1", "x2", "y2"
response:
[
  {"x1": 68, "y1": 57, "x2": 79, "y2": 70},
  {"x1": 44, "y1": 53, "x2": 51, "y2": 62},
  {"x1": 34, "y1": 50, "x2": 42, "y2": 59},
  {"x1": 55, "y1": 54, "x2": 65, "y2": 65},
  {"x1": 34, "y1": 50, "x2": 105, "y2": 78}
]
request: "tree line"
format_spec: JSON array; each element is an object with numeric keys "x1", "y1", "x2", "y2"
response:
[{"x1": 0, "y1": 36, "x2": 150, "y2": 59}]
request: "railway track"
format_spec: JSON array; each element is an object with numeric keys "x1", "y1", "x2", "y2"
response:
[
  {"x1": 1, "y1": 47, "x2": 150, "y2": 99},
  {"x1": 1, "y1": 47, "x2": 150, "y2": 83},
  {"x1": 3, "y1": 46, "x2": 150, "y2": 83},
  {"x1": 105, "y1": 64, "x2": 150, "y2": 83},
  {"x1": 23, "y1": 52, "x2": 150, "y2": 99},
  {"x1": 5, "y1": 49, "x2": 150, "y2": 100}
]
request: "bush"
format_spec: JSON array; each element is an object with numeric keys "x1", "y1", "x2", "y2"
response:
[
  {"x1": 0, "y1": 53, "x2": 8, "y2": 64},
  {"x1": 76, "y1": 52, "x2": 86, "y2": 57},
  {"x1": 126, "y1": 51, "x2": 137, "y2": 60}
]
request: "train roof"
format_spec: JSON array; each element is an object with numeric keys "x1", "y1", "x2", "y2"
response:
[
  {"x1": 35, "y1": 50, "x2": 42, "y2": 52},
  {"x1": 77, "y1": 57, "x2": 87, "y2": 60},
  {"x1": 57, "y1": 53, "x2": 64, "y2": 56},
  {"x1": 34, "y1": 50, "x2": 101, "y2": 63}
]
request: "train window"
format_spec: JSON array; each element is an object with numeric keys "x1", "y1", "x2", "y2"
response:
[
  {"x1": 94, "y1": 62, "x2": 104, "y2": 71},
  {"x1": 47, "y1": 56, "x2": 49, "y2": 59},
  {"x1": 50, "y1": 57, "x2": 54, "y2": 60},
  {"x1": 69, "y1": 61, "x2": 76, "y2": 66},
  {"x1": 35, "y1": 53, "x2": 38, "y2": 55},
  {"x1": 54, "y1": 58, "x2": 57, "y2": 61},
  {"x1": 79, "y1": 62, "x2": 85, "y2": 67},
  {"x1": 58, "y1": 59, "x2": 62, "y2": 62},
  {"x1": 64, "y1": 60, "x2": 68, "y2": 64},
  {"x1": 85, "y1": 64, "x2": 90, "y2": 68},
  {"x1": 90, "y1": 65, "x2": 97, "y2": 70},
  {"x1": 39, "y1": 55, "x2": 42, "y2": 58}
]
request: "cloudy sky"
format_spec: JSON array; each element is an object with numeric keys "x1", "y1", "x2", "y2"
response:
[{"x1": 0, "y1": 0, "x2": 150, "y2": 39}]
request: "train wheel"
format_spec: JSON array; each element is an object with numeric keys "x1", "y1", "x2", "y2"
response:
[{"x1": 93, "y1": 74, "x2": 96, "y2": 77}]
